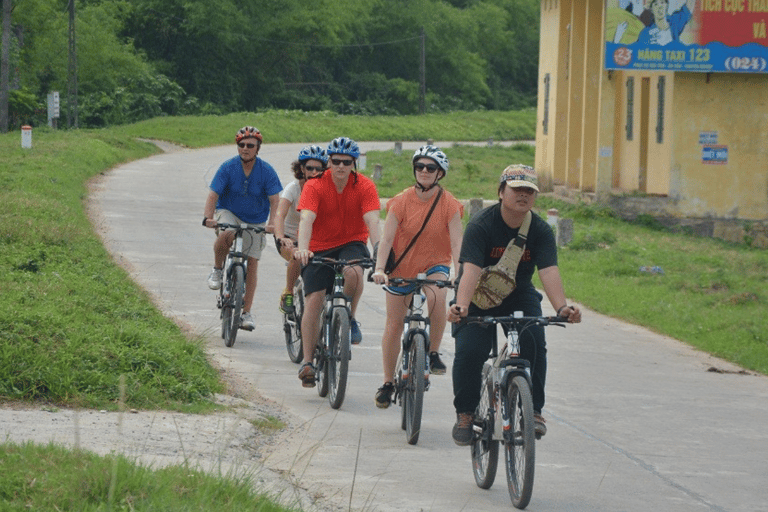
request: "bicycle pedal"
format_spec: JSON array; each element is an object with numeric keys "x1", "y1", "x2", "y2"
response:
[{"x1": 239, "y1": 324, "x2": 254, "y2": 331}]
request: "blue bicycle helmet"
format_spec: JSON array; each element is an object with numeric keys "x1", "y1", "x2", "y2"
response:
[
  {"x1": 327, "y1": 136, "x2": 360, "y2": 159},
  {"x1": 298, "y1": 145, "x2": 328, "y2": 165}
]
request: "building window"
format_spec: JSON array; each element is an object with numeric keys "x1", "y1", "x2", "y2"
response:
[
  {"x1": 626, "y1": 77, "x2": 634, "y2": 141},
  {"x1": 656, "y1": 76, "x2": 665, "y2": 144}
]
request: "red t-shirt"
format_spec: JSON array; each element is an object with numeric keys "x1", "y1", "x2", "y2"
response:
[{"x1": 298, "y1": 171, "x2": 380, "y2": 252}]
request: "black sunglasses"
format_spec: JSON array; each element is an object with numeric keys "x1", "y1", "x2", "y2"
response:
[
  {"x1": 330, "y1": 158, "x2": 354, "y2": 166},
  {"x1": 414, "y1": 162, "x2": 439, "y2": 173},
  {"x1": 304, "y1": 165, "x2": 323, "y2": 173},
  {"x1": 238, "y1": 142, "x2": 257, "y2": 149}
]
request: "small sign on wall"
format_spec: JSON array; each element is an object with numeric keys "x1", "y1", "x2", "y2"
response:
[
  {"x1": 702, "y1": 145, "x2": 728, "y2": 165},
  {"x1": 699, "y1": 131, "x2": 718, "y2": 145}
]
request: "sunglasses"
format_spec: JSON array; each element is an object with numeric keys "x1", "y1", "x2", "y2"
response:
[
  {"x1": 237, "y1": 142, "x2": 257, "y2": 149},
  {"x1": 304, "y1": 165, "x2": 323, "y2": 173},
  {"x1": 330, "y1": 158, "x2": 354, "y2": 166},
  {"x1": 414, "y1": 162, "x2": 439, "y2": 173}
]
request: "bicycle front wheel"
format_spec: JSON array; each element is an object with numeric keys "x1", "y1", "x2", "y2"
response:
[
  {"x1": 404, "y1": 332, "x2": 426, "y2": 445},
  {"x1": 328, "y1": 308, "x2": 350, "y2": 409},
  {"x1": 472, "y1": 369, "x2": 499, "y2": 489},
  {"x1": 504, "y1": 375, "x2": 536, "y2": 509},
  {"x1": 284, "y1": 279, "x2": 304, "y2": 363},
  {"x1": 224, "y1": 265, "x2": 244, "y2": 347}
]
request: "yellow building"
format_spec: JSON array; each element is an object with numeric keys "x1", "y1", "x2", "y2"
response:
[{"x1": 535, "y1": 0, "x2": 768, "y2": 242}]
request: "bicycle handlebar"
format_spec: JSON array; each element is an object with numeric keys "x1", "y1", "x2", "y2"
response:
[
  {"x1": 309, "y1": 256, "x2": 374, "y2": 269},
  {"x1": 462, "y1": 314, "x2": 569, "y2": 327},
  {"x1": 215, "y1": 222, "x2": 267, "y2": 234},
  {"x1": 385, "y1": 277, "x2": 455, "y2": 289}
]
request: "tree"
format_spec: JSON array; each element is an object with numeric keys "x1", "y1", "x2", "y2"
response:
[{"x1": 1, "y1": 0, "x2": 12, "y2": 132}]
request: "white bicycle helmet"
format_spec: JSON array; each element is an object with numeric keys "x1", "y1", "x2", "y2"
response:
[{"x1": 412, "y1": 145, "x2": 449, "y2": 174}]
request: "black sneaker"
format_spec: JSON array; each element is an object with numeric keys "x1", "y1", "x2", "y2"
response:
[
  {"x1": 429, "y1": 352, "x2": 447, "y2": 375},
  {"x1": 452, "y1": 413, "x2": 474, "y2": 446},
  {"x1": 375, "y1": 382, "x2": 395, "y2": 409}
]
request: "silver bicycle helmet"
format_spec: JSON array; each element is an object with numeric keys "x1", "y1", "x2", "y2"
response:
[{"x1": 412, "y1": 145, "x2": 449, "y2": 174}]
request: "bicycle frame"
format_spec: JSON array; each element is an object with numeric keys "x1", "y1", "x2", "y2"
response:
[
  {"x1": 488, "y1": 323, "x2": 533, "y2": 442},
  {"x1": 310, "y1": 256, "x2": 373, "y2": 409},
  {"x1": 467, "y1": 312, "x2": 567, "y2": 509},
  {"x1": 321, "y1": 266, "x2": 352, "y2": 359},
  {"x1": 215, "y1": 222, "x2": 264, "y2": 347},
  {"x1": 383, "y1": 274, "x2": 453, "y2": 445}
]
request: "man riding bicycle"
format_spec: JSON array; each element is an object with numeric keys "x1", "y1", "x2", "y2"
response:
[
  {"x1": 293, "y1": 136, "x2": 381, "y2": 387},
  {"x1": 447, "y1": 164, "x2": 581, "y2": 445},
  {"x1": 203, "y1": 126, "x2": 282, "y2": 330}
]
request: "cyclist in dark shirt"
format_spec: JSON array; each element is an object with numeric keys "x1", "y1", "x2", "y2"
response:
[{"x1": 447, "y1": 164, "x2": 581, "y2": 445}]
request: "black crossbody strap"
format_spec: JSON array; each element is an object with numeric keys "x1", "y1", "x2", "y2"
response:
[{"x1": 390, "y1": 187, "x2": 443, "y2": 272}]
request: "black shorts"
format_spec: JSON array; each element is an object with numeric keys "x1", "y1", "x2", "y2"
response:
[{"x1": 301, "y1": 242, "x2": 370, "y2": 296}]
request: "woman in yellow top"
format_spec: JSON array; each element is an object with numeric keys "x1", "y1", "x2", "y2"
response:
[{"x1": 371, "y1": 145, "x2": 464, "y2": 408}]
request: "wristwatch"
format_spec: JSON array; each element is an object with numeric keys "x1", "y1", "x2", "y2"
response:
[{"x1": 202, "y1": 217, "x2": 208, "y2": 226}]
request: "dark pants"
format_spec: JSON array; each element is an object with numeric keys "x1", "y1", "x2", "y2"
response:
[
  {"x1": 452, "y1": 307, "x2": 547, "y2": 415},
  {"x1": 301, "y1": 242, "x2": 370, "y2": 295}
]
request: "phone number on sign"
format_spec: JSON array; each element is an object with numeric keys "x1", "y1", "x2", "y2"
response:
[{"x1": 725, "y1": 56, "x2": 767, "y2": 72}]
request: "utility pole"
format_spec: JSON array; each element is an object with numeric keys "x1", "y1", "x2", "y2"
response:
[
  {"x1": 67, "y1": 0, "x2": 77, "y2": 128},
  {"x1": 1, "y1": 0, "x2": 11, "y2": 133},
  {"x1": 419, "y1": 26, "x2": 425, "y2": 115}
]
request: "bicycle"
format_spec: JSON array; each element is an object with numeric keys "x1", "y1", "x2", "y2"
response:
[
  {"x1": 382, "y1": 275, "x2": 453, "y2": 445},
  {"x1": 309, "y1": 256, "x2": 373, "y2": 409},
  {"x1": 463, "y1": 312, "x2": 567, "y2": 510},
  {"x1": 283, "y1": 276, "x2": 304, "y2": 364},
  {"x1": 214, "y1": 222, "x2": 266, "y2": 348}
]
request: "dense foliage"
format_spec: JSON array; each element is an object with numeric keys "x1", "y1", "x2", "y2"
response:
[{"x1": 2, "y1": 0, "x2": 540, "y2": 128}]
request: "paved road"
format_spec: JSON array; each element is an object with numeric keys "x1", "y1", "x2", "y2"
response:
[{"x1": 91, "y1": 141, "x2": 768, "y2": 512}]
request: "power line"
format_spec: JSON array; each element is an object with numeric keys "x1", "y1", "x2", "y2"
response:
[{"x1": 251, "y1": 35, "x2": 422, "y2": 49}]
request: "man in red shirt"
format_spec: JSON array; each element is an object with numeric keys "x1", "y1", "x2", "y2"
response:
[{"x1": 293, "y1": 137, "x2": 381, "y2": 387}]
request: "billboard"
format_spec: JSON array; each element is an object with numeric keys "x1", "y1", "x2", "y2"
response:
[{"x1": 605, "y1": 0, "x2": 768, "y2": 73}]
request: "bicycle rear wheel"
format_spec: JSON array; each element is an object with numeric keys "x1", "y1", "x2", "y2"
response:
[
  {"x1": 404, "y1": 332, "x2": 426, "y2": 445},
  {"x1": 224, "y1": 265, "x2": 244, "y2": 347},
  {"x1": 504, "y1": 375, "x2": 536, "y2": 509},
  {"x1": 284, "y1": 279, "x2": 304, "y2": 363},
  {"x1": 328, "y1": 308, "x2": 350, "y2": 409},
  {"x1": 472, "y1": 369, "x2": 499, "y2": 489}
]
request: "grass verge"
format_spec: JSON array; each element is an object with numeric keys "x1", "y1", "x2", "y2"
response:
[{"x1": 0, "y1": 441, "x2": 296, "y2": 511}]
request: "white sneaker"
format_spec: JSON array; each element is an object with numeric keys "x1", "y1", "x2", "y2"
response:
[
  {"x1": 240, "y1": 311, "x2": 255, "y2": 330},
  {"x1": 207, "y1": 268, "x2": 223, "y2": 290}
]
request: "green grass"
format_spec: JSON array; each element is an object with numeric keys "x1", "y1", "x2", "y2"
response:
[
  {"x1": 536, "y1": 198, "x2": 768, "y2": 373},
  {"x1": 1, "y1": 129, "x2": 223, "y2": 411},
  {"x1": 118, "y1": 109, "x2": 537, "y2": 148},
  {"x1": 0, "y1": 441, "x2": 296, "y2": 511}
]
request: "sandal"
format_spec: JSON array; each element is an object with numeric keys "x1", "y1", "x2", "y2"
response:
[{"x1": 298, "y1": 362, "x2": 316, "y2": 388}]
